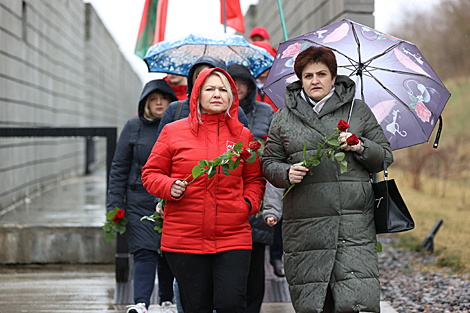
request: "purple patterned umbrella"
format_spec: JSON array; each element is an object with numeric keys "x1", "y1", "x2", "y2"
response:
[{"x1": 263, "y1": 19, "x2": 451, "y2": 150}]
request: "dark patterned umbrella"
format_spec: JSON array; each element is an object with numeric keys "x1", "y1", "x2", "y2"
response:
[{"x1": 263, "y1": 19, "x2": 451, "y2": 150}]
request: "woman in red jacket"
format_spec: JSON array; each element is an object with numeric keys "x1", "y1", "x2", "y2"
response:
[{"x1": 142, "y1": 68, "x2": 266, "y2": 313}]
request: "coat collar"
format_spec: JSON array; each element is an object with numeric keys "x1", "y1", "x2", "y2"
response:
[{"x1": 284, "y1": 75, "x2": 356, "y2": 134}]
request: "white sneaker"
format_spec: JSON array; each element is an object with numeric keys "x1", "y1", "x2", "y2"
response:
[
  {"x1": 126, "y1": 302, "x2": 147, "y2": 313},
  {"x1": 160, "y1": 301, "x2": 177, "y2": 313}
]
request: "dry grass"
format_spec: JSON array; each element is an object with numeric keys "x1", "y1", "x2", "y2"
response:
[
  {"x1": 389, "y1": 167, "x2": 470, "y2": 272},
  {"x1": 384, "y1": 76, "x2": 470, "y2": 273}
]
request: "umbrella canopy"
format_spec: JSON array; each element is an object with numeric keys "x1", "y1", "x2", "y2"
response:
[
  {"x1": 144, "y1": 33, "x2": 274, "y2": 78},
  {"x1": 263, "y1": 19, "x2": 451, "y2": 150}
]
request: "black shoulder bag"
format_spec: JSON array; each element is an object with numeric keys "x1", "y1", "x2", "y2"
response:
[{"x1": 373, "y1": 156, "x2": 415, "y2": 234}]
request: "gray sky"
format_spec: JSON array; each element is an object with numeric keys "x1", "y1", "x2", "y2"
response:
[{"x1": 85, "y1": 0, "x2": 441, "y2": 83}]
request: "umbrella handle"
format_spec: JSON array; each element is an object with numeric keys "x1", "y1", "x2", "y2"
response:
[
  {"x1": 433, "y1": 115, "x2": 443, "y2": 149},
  {"x1": 277, "y1": 0, "x2": 288, "y2": 41}
]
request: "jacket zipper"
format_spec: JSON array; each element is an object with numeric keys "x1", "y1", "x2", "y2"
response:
[
  {"x1": 217, "y1": 119, "x2": 221, "y2": 174},
  {"x1": 216, "y1": 119, "x2": 220, "y2": 217}
]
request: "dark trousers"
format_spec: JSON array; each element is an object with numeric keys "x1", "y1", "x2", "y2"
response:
[
  {"x1": 133, "y1": 249, "x2": 175, "y2": 307},
  {"x1": 270, "y1": 218, "x2": 283, "y2": 260},
  {"x1": 246, "y1": 243, "x2": 266, "y2": 313},
  {"x1": 165, "y1": 249, "x2": 251, "y2": 313},
  {"x1": 133, "y1": 249, "x2": 158, "y2": 308},
  {"x1": 158, "y1": 251, "x2": 175, "y2": 304}
]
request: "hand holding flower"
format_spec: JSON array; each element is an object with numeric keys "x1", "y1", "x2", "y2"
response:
[
  {"x1": 156, "y1": 201, "x2": 164, "y2": 215},
  {"x1": 141, "y1": 140, "x2": 262, "y2": 232},
  {"x1": 281, "y1": 119, "x2": 359, "y2": 201},
  {"x1": 289, "y1": 165, "x2": 309, "y2": 184},
  {"x1": 339, "y1": 132, "x2": 361, "y2": 152},
  {"x1": 171, "y1": 180, "x2": 188, "y2": 198}
]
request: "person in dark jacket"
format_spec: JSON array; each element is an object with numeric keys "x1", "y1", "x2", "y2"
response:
[
  {"x1": 142, "y1": 68, "x2": 266, "y2": 313},
  {"x1": 262, "y1": 46, "x2": 393, "y2": 313},
  {"x1": 156, "y1": 56, "x2": 249, "y2": 137},
  {"x1": 228, "y1": 64, "x2": 278, "y2": 313},
  {"x1": 107, "y1": 79, "x2": 178, "y2": 313}
]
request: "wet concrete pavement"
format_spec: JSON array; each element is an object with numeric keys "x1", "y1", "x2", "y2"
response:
[
  {"x1": 0, "y1": 262, "x2": 395, "y2": 313},
  {"x1": 0, "y1": 264, "x2": 295, "y2": 313},
  {"x1": 0, "y1": 170, "x2": 397, "y2": 312}
]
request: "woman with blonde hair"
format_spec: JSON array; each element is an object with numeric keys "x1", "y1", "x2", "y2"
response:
[{"x1": 142, "y1": 68, "x2": 266, "y2": 313}]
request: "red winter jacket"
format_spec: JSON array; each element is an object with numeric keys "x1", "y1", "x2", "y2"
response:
[
  {"x1": 164, "y1": 76, "x2": 187, "y2": 101},
  {"x1": 142, "y1": 68, "x2": 266, "y2": 254}
]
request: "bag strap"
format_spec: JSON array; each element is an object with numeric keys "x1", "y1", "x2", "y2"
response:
[
  {"x1": 383, "y1": 154, "x2": 389, "y2": 180},
  {"x1": 174, "y1": 101, "x2": 184, "y2": 121}
]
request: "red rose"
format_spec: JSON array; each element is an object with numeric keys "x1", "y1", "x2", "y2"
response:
[
  {"x1": 337, "y1": 119, "x2": 349, "y2": 131},
  {"x1": 346, "y1": 134, "x2": 360, "y2": 146},
  {"x1": 116, "y1": 209, "x2": 125, "y2": 219},
  {"x1": 262, "y1": 135, "x2": 268, "y2": 142},
  {"x1": 113, "y1": 215, "x2": 122, "y2": 223},
  {"x1": 249, "y1": 141, "x2": 262, "y2": 151},
  {"x1": 240, "y1": 149, "x2": 252, "y2": 160}
]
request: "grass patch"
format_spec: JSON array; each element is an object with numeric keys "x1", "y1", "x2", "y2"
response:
[
  {"x1": 392, "y1": 235, "x2": 422, "y2": 252},
  {"x1": 437, "y1": 252, "x2": 465, "y2": 273},
  {"x1": 388, "y1": 167, "x2": 470, "y2": 273}
]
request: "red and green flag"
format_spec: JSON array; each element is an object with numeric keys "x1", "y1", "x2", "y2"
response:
[{"x1": 134, "y1": 0, "x2": 169, "y2": 58}]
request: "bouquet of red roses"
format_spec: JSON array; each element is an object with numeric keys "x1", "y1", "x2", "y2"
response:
[
  {"x1": 281, "y1": 119, "x2": 359, "y2": 200},
  {"x1": 141, "y1": 140, "x2": 262, "y2": 231},
  {"x1": 102, "y1": 207, "x2": 128, "y2": 243}
]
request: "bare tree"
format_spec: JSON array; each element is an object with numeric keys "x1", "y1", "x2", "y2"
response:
[{"x1": 389, "y1": 0, "x2": 470, "y2": 81}]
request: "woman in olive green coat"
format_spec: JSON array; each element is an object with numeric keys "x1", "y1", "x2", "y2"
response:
[{"x1": 262, "y1": 47, "x2": 393, "y2": 313}]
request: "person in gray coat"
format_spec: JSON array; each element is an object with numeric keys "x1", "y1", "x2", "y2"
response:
[
  {"x1": 107, "y1": 79, "x2": 178, "y2": 313},
  {"x1": 262, "y1": 46, "x2": 393, "y2": 313}
]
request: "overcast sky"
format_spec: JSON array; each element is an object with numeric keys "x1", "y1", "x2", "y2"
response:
[{"x1": 85, "y1": 0, "x2": 441, "y2": 84}]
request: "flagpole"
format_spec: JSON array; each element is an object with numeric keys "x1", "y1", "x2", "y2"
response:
[
  {"x1": 223, "y1": 0, "x2": 227, "y2": 33},
  {"x1": 277, "y1": 0, "x2": 288, "y2": 40}
]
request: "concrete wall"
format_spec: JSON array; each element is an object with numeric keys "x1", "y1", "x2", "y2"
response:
[
  {"x1": 0, "y1": 225, "x2": 115, "y2": 263},
  {"x1": 244, "y1": 0, "x2": 374, "y2": 49},
  {"x1": 0, "y1": 0, "x2": 142, "y2": 210}
]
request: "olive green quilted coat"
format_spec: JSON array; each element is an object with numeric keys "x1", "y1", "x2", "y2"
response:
[{"x1": 262, "y1": 76, "x2": 393, "y2": 313}]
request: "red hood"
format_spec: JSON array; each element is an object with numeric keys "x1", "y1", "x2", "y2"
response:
[{"x1": 188, "y1": 68, "x2": 243, "y2": 138}]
